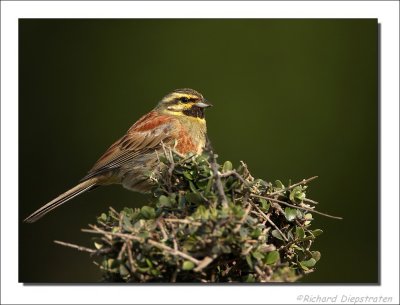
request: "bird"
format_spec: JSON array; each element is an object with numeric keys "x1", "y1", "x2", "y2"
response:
[{"x1": 24, "y1": 88, "x2": 212, "y2": 223}]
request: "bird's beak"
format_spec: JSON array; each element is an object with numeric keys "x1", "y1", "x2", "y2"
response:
[{"x1": 195, "y1": 100, "x2": 213, "y2": 108}]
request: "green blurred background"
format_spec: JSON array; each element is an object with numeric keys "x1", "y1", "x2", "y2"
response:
[{"x1": 19, "y1": 19, "x2": 378, "y2": 283}]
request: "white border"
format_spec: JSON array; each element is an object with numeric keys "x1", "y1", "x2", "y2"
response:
[{"x1": 1, "y1": 1, "x2": 399, "y2": 304}]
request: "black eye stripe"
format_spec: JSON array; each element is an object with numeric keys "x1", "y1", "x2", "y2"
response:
[{"x1": 177, "y1": 96, "x2": 198, "y2": 103}]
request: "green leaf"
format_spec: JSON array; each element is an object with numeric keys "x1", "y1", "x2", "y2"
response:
[
  {"x1": 312, "y1": 251, "x2": 321, "y2": 262},
  {"x1": 265, "y1": 250, "x2": 279, "y2": 265},
  {"x1": 205, "y1": 176, "x2": 213, "y2": 193},
  {"x1": 287, "y1": 230, "x2": 294, "y2": 241},
  {"x1": 290, "y1": 244, "x2": 303, "y2": 251},
  {"x1": 188, "y1": 181, "x2": 198, "y2": 193},
  {"x1": 99, "y1": 213, "x2": 107, "y2": 222},
  {"x1": 284, "y1": 207, "x2": 297, "y2": 221},
  {"x1": 158, "y1": 155, "x2": 168, "y2": 163},
  {"x1": 122, "y1": 207, "x2": 134, "y2": 218},
  {"x1": 275, "y1": 180, "x2": 285, "y2": 189},
  {"x1": 271, "y1": 229, "x2": 285, "y2": 241},
  {"x1": 300, "y1": 258, "x2": 316, "y2": 268},
  {"x1": 193, "y1": 205, "x2": 209, "y2": 220},
  {"x1": 296, "y1": 209, "x2": 304, "y2": 219},
  {"x1": 182, "y1": 261, "x2": 195, "y2": 270},
  {"x1": 151, "y1": 269, "x2": 160, "y2": 276},
  {"x1": 220, "y1": 244, "x2": 231, "y2": 254},
  {"x1": 183, "y1": 171, "x2": 193, "y2": 180},
  {"x1": 259, "y1": 198, "x2": 270, "y2": 212},
  {"x1": 289, "y1": 186, "x2": 306, "y2": 203},
  {"x1": 119, "y1": 264, "x2": 130, "y2": 277},
  {"x1": 222, "y1": 161, "x2": 233, "y2": 173},
  {"x1": 239, "y1": 227, "x2": 249, "y2": 238},
  {"x1": 159, "y1": 195, "x2": 170, "y2": 207},
  {"x1": 140, "y1": 206, "x2": 155, "y2": 219},
  {"x1": 94, "y1": 241, "x2": 103, "y2": 249},
  {"x1": 244, "y1": 274, "x2": 256, "y2": 283},
  {"x1": 138, "y1": 231, "x2": 149, "y2": 239},
  {"x1": 305, "y1": 213, "x2": 313, "y2": 220},
  {"x1": 196, "y1": 155, "x2": 208, "y2": 164},
  {"x1": 245, "y1": 254, "x2": 253, "y2": 268},
  {"x1": 296, "y1": 192, "x2": 306, "y2": 201},
  {"x1": 251, "y1": 251, "x2": 264, "y2": 260},
  {"x1": 185, "y1": 192, "x2": 203, "y2": 204},
  {"x1": 146, "y1": 258, "x2": 153, "y2": 268},
  {"x1": 107, "y1": 258, "x2": 118, "y2": 269},
  {"x1": 295, "y1": 227, "x2": 305, "y2": 239},
  {"x1": 304, "y1": 213, "x2": 313, "y2": 225},
  {"x1": 251, "y1": 228, "x2": 262, "y2": 238},
  {"x1": 122, "y1": 215, "x2": 133, "y2": 231},
  {"x1": 311, "y1": 229, "x2": 323, "y2": 237},
  {"x1": 136, "y1": 266, "x2": 150, "y2": 273},
  {"x1": 134, "y1": 219, "x2": 146, "y2": 230}
]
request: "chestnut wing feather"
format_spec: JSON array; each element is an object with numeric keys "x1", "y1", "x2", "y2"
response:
[{"x1": 81, "y1": 113, "x2": 174, "y2": 181}]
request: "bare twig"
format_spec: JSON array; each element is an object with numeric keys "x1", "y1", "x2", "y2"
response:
[
  {"x1": 194, "y1": 256, "x2": 215, "y2": 272},
  {"x1": 255, "y1": 265, "x2": 264, "y2": 277},
  {"x1": 157, "y1": 220, "x2": 169, "y2": 241},
  {"x1": 119, "y1": 213, "x2": 124, "y2": 230},
  {"x1": 233, "y1": 203, "x2": 252, "y2": 233},
  {"x1": 54, "y1": 240, "x2": 96, "y2": 253},
  {"x1": 147, "y1": 239, "x2": 200, "y2": 265},
  {"x1": 270, "y1": 201, "x2": 286, "y2": 215},
  {"x1": 82, "y1": 226, "x2": 144, "y2": 242},
  {"x1": 126, "y1": 240, "x2": 136, "y2": 273},
  {"x1": 219, "y1": 170, "x2": 251, "y2": 187},
  {"x1": 97, "y1": 220, "x2": 113, "y2": 229},
  {"x1": 303, "y1": 198, "x2": 319, "y2": 205},
  {"x1": 117, "y1": 242, "x2": 127, "y2": 260},
  {"x1": 109, "y1": 206, "x2": 120, "y2": 217},
  {"x1": 211, "y1": 271, "x2": 216, "y2": 282},
  {"x1": 250, "y1": 203, "x2": 289, "y2": 242},
  {"x1": 167, "y1": 148, "x2": 175, "y2": 176},
  {"x1": 268, "y1": 176, "x2": 319, "y2": 196},
  {"x1": 242, "y1": 245, "x2": 254, "y2": 256},
  {"x1": 164, "y1": 218, "x2": 202, "y2": 226},
  {"x1": 251, "y1": 194, "x2": 343, "y2": 220},
  {"x1": 211, "y1": 158, "x2": 228, "y2": 207},
  {"x1": 205, "y1": 136, "x2": 228, "y2": 208},
  {"x1": 171, "y1": 269, "x2": 178, "y2": 283}
]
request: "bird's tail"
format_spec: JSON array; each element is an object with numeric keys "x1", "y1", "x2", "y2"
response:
[{"x1": 23, "y1": 178, "x2": 98, "y2": 223}]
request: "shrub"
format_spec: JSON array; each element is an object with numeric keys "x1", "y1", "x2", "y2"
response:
[{"x1": 56, "y1": 147, "x2": 340, "y2": 282}]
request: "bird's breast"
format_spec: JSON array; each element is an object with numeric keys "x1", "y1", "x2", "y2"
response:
[{"x1": 174, "y1": 118, "x2": 207, "y2": 155}]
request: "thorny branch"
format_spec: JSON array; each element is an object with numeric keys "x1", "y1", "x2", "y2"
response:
[
  {"x1": 54, "y1": 240, "x2": 96, "y2": 254},
  {"x1": 251, "y1": 194, "x2": 342, "y2": 220},
  {"x1": 267, "y1": 176, "x2": 319, "y2": 196},
  {"x1": 250, "y1": 202, "x2": 289, "y2": 242},
  {"x1": 205, "y1": 137, "x2": 228, "y2": 208}
]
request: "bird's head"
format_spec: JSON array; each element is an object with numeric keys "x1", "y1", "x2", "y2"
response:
[{"x1": 156, "y1": 88, "x2": 212, "y2": 119}]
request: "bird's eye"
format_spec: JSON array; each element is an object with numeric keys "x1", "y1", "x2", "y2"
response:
[{"x1": 180, "y1": 97, "x2": 189, "y2": 103}]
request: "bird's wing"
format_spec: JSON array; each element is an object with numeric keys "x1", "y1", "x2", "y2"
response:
[{"x1": 81, "y1": 111, "x2": 174, "y2": 181}]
